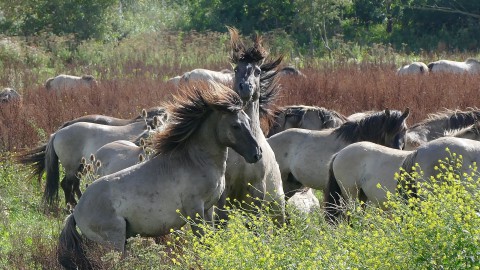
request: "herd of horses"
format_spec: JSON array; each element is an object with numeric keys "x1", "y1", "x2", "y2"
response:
[
  {"x1": 12, "y1": 27, "x2": 480, "y2": 269},
  {"x1": 397, "y1": 58, "x2": 480, "y2": 75}
]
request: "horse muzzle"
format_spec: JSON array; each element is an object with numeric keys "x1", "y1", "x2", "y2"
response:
[
  {"x1": 246, "y1": 146, "x2": 262, "y2": 164},
  {"x1": 238, "y1": 82, "x2": 255, "y2": 102}
]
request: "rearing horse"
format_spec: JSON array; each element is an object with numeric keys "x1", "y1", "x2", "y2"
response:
[{"x1": 214, "y1": 27, "x2": 285, "y2": 224}]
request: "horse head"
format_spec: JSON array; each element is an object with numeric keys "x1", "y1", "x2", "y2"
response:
[
  {"x1": 219, "y1": 109, "x2": 262, "y2": 163},
  {"x1": 382, "y1": 108, "x2": 410, "y2": 149},
  {"x1": 228, "y1": 26, "x2": 267, "y2": 103}
]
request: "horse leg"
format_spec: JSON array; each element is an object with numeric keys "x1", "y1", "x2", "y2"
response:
[
  {"x1": 246, "y1": 181, "x2": 266, "y2": 213},
  {"x1": 186, "y1": 204, "x2": 205, "y2": 237},
  {"x1": 283, "y1": 173, "x2": 304, "y2": 200},
  {"x1": 60, "y1": 176, "x2": 77, "y2": 207},
  {"x1": 213, "y1": 192, "x2": 229, "y2": 228},
  {"x1": 203, "y1": 207, "x2": 214, "y2": 229},
  {"x1": 73, "y1": 175, "x2": 83, "y2": 202}
]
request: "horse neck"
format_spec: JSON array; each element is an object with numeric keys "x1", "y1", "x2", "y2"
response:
[
  {"x1": 423, "y1": 118, "x2": 451, "y2": 138},
  {"x1": 185, "y1": 113, "x2": 229, "y2": 171},
  {"x1": 244, "y1": 98, "x2": 264, "y2": 139},
  {"x1": 410, "y1": 118, "x2": 447, "y2": 138}
]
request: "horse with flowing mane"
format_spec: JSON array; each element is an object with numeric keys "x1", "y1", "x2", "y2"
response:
[
  {"x1": 268, "y1": 108, "x2": 410, "y2": 199},
  {"x1": 57, "y1": 82, "x2": 262, "y2": 269},
  {"x1": 406, "y1": 108, "x2": 480, "y2": 150},
  {"x1": 213, "y1": 27, "x2": 286, "y2": 225}
]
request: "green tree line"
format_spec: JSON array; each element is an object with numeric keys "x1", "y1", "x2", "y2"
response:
[{"x1": 0, "y1": 0, "x2": 479, "y2": 53}]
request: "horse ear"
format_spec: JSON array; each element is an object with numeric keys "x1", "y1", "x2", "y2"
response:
[
  {"x1": 384, "y1": 108, "x2": 390, "y2": 117},
  {"x1": 402, "y1": 107, "x2": 410, "y2": 119}
]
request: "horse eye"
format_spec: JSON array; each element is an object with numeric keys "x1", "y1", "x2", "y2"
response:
[
  {"x1": 232, "y1": 124, "x2": 241, "y2": 130},
  {"x1": 254, "y1": 69, "x2": 261, "y2": 76},
  {"x1": 234, "y1": 67, "x2": 238, "y2": 73}
]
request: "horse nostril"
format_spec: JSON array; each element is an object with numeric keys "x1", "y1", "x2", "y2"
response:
[{"x1": 239, "y1": 83, "x2": 244, "y2": 89}]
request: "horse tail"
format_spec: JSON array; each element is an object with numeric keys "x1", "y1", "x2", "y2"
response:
[
  {"x1": 58, "y1": 214, "x2": 93, "y2": 270},
  {"x1": 14, "y1": 144, "x2": 47, "y2": 183},
  {"x1": 398, "y1": 151, "x2": 419, "y2": 201},
  {"x1": 427, "y1": 62, "x2": 435, "y2": 72},
  {"x1": 323, "y1": 153, "x2": 343, "y2": 224},
  {"x1": 45, "y1": 77, "x2": 54, "y2": 90},
  {"x1": 44, "y1": 133, "x2": 60, "y2": 206}
]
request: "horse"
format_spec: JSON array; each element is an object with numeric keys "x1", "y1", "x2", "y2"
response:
[
  {"x1": 396, "y1": 62, "x2": 429, "y2": 75},
  {"x1": 213, "y1": 27, "x2": 285, "y2": 225},
  {"x1": 266, "y1": 105, "x2": 347, "y2": 137},
  {"x1": 45, "y1": 74, "x2": 98, "y2": 91},
  {"x1": 0, "y1": 87, "x2": 21, "y2": 103},
  {"x1": 89, "y1": 121, "x2": 165, "y2": 178},
  {"x1": 278, "y1": 66, "x2": 306, "y2": 78},
  {"x1": 15, "y1": 121, "x2": 149, "y2": 207},
  {"x1": 168, "y1": 68, "x2": 234, "y2": 87},
  {"x1": 90, "y1": 140, "x2": 148, "y2": 178},
  {"x1": 427, "y1": 58, "x2": 480, "y2": 74},
  {"x1": 323, "y1": 137, "x2": 480, "y2": 222},
  {"x1": 58, "y1": 106, "x2": 167, "y2": 129},
  {"x1": 57, "y1": 82, "x2": 261, "y2": 270},
  {"x1": 268, "y1": 108, "x2": 410, "y2": 199},
  {"x1": 405, "y1": 108, "x2": 480, "y2": 150}
]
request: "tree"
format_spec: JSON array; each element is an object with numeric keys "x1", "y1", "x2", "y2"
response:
[
  {"x1": 292, "y1": 0, "x2": 352, "y2": 56},
  {"x1": 0, "y1": 0, "x2": 118, "y2": 41}
]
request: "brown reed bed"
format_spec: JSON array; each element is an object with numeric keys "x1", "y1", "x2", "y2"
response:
[{"x1": 1, "y1": 64, "x2": 480, "y2": 152}]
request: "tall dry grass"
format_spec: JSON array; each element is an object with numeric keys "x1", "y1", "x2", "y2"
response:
[
  {"x1": 278, "y1": 66, "x2": 480, "y2": 125},
  {"x1": 2, "y1": 64, "x2": 479, "y2": 152}
]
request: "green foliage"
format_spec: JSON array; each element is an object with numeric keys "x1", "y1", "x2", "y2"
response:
[{"x1": 0, "y1": 0, "x2": 118, "y2": 41}]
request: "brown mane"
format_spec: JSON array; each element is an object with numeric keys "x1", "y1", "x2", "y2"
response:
[{"x1": 153, "y1": 82, "x2": 243, "y2": 155}]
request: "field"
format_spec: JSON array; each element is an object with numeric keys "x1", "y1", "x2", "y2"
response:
[{"x1": 1, "y1": 31, "x2": 480, "y2": 269}]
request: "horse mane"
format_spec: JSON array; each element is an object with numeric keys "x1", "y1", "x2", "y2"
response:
[
  {"x1": 152, "y1": 82, "x2": 243, "y2": 155},
  {"x1": 466, "y1": 58, "x2": 480, "y2": 65},
  {"x1": 333, "y1": 109, "x2": 406, "y2": 143},
  {"x1": 81, "y1": 75, "x2": 95, "y2": 81},
  {"x1": 411, "y1": 108, "x2": 480, "y2": 130},
  {"x1": 228, "y1": 26, "x2": 268, "y2": 64},
  {"x1": 444, "y1": 121, "x2": 480, "y2": 137}
]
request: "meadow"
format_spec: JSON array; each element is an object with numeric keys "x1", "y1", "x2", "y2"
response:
[{"x1": 1, "y1": 30, "x2": 480, "y2": 269}]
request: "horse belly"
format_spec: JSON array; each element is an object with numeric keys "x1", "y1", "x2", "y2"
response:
[{"x1": 290, "y1": 149, "x2": 330, "y2": 190}]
